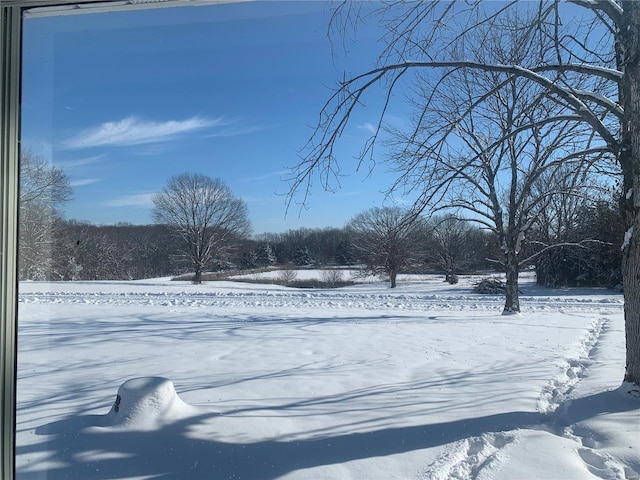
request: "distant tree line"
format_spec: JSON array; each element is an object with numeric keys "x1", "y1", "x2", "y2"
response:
[
  {"x1": 57, "y1": 222, "x2": 183, "y2": 280},
  {"x1": 18, "y1": 151, "x2": 622, "y2": 287},
  {"x1": 18, "y1": 206, "x2": 621, "y2": 287}
]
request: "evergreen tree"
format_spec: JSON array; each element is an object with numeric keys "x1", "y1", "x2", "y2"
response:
[
  {"x1": 293, "y1": 246, "x2": 313, "y2": 266},
  {"x1": 241, "y1": 250, "x2": 259, "y2": 269},
  {"x1": 255, "y1": 243, "x2": 277, "y2": 267}
]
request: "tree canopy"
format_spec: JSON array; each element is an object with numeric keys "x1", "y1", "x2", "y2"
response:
[{"x1": 152, "y1": 173, "x2": 251, "y2": 284}]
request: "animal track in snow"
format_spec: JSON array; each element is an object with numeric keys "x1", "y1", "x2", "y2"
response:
[
  {"x1": 416, "y1": 317, "x2": 614, "y2": 480},
  {"x1": 536, "y1": 317, "x2": 608, "y2": 415},
  {"x1": 421, "y1": 431, "x2": 518, "y2": 480},
  {"x1": 533, "y1": 317, "x2": 636, "y2": 480},
  {"x1": 578, "y1": 447, "x2": 631, "y2": 480},
  {"x1": 563, "y1": 426, "x2": 638, "y2": 480}
]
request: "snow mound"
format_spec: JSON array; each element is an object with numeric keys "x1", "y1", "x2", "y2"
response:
[{"x1": 104, "y1": 377, "x2": 197, "y2": 430}]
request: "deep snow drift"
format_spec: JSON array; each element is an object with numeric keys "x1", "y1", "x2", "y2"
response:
[{"x1": 15, "y1": 273, "x2": 640, "y2": 479}]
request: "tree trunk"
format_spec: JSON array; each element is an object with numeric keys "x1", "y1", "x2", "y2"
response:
[
  {"x1": 503, "y1": 252, "x2": 520, "y2": 315},
  {"x1": 390, "y1": 269, "x2": 397, "y2": 288},
  {"x1": 193, "y1": 267, "x2": 202, "y2": 284},
  {"x1": 619, "y1": 1, "x2": 640, "y2": 386},
  {"x1": 622, "y1": 231, "x2": 640, "y2": 385}
]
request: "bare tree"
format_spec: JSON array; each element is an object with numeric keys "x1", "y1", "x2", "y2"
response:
[
  {"x1": 348, "y1": 206, "x2": 424, "y2": 288},
  {"x1": 427, "y1": 216, "x2": 477, "y2": 284},
  {"x1": 298, "y1": 8, "x2": 601, "y2": 313},
  {"x1": 530, "y1": 166, "x2": 596, "y2": 246},
  {"x1": 19, "y1": 150, "x2": 72, "y2": 280},
  {"x1": 153, "y1": 173, "x2": 251, "y2": 284},
  {"x1": 320, "y1": 267, "x2": 344, "y2": 287},
  {"x1": 288, "y1": 1, "x2": 640, "y2": 387},
  {"x1": 278, "y1": 265, "x2": 298, "y2": 285},
  {"x1": 399, "y1": 22, "x2": 603, "y2": 311}
]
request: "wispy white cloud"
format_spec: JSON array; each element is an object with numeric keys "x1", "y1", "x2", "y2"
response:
[
  {"x1": 204, "y1": 122, "x2": 272, "y2": 138},
  {"x1": 56, "y1": 154, "x2": 106, "y2": 169},
  {"x1": 61, "y1": 116, "x2": 223, "y2": 150},
  {"x1": 357, "y1": 122, "x2": 377, "y2": 134},
  {"x1": 131, "y1": 144, "x2": 173, "y2": 156},
  {"x1": 70, "y1": 178, "x2": 101, "y2": 187},
  {"x1": 104, "y1": 193, "x2": 155, "y2": 207}
]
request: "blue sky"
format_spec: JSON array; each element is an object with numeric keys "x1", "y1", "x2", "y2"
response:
[{"x1": 21, "y1": 1, "x2": 409, "y2": 234}]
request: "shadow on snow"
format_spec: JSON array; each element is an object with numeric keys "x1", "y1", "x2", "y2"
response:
[{"x1": 18, "y1": 388, "x2": 639, "y2": 480}]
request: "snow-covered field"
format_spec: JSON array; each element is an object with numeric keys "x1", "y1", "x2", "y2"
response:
[{"x1": 15, "y1": 273, "x2": 640, "y2": 479}]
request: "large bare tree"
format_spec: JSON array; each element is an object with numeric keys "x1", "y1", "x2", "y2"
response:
[
  {"x1": 19, "y1": 149, "x2": 72, "y2": 280},
  {"x1": 153, "y1": 173, "x2": 251, "y2": 284},
  {"x1": 288, "y1": 1, "x2": 640, "y2": 387},
  {"x1": 386, "y1": 13, "x2": 601, "y2": 312},
  {"x1": 348, "y1": 206, "x2": 424, "y2": 288}
]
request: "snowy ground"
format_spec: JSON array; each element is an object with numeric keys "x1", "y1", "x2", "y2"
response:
[{"x1": 15, "y1": 273, "x2": 640, "y2": 479}]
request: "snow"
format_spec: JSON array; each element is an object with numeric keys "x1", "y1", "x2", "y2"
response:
[
  {"x1": 230, "y1": 268, "x2": 375, "y2": 282},
  {"x1": 15, "y1": 273, "x2": 639, "y2": 479},
  {"x1": 623, "y1": 226, "x2": 633, "y2": 251},
  {"x1": 572, "y1": 89, "x2": 624, "y2": 117},
  {"x1": 104, "y1": 377, "x2": 200, "y2": 430}
]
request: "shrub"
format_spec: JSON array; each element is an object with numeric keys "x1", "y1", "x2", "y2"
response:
[
  {"x1": 473, "y1": 277, "x2": 506, "y2": 294},
  {"x1": 278, "y1": 266, "x2": 298, "y2": 285},
  {"x1": 321, "y1": 268, "x2": 344, "y2": 287}
]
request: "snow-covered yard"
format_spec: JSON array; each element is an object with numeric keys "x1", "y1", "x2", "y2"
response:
[{"x1": 15, "y1": 273, "x2": 639, "y2": 479}]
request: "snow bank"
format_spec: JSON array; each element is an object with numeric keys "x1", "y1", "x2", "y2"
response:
[
  {"x1": 15, "y1": 275, "x2": 637, "y2": 480},
  {"x1": 104, "y1": 377, "x2": 199, "y2": 430}
]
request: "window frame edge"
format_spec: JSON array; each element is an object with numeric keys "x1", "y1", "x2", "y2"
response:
[{"x1": 0, "y1": 4, "x2": 21, "y2": 479}]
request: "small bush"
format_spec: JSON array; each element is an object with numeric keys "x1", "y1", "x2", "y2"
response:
[
  {"x1": 473, "y1": 277, "x2": 506, "y2": 294},
  {"x1": 321, "y1": 268, "x2": 344, "y2": 287},
  {"x1": 278, "y1": 266, "x2": 298, "y2": 285},
  {"x1": 446, "y1": 273, "x2": 459, "y2": 285}
]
